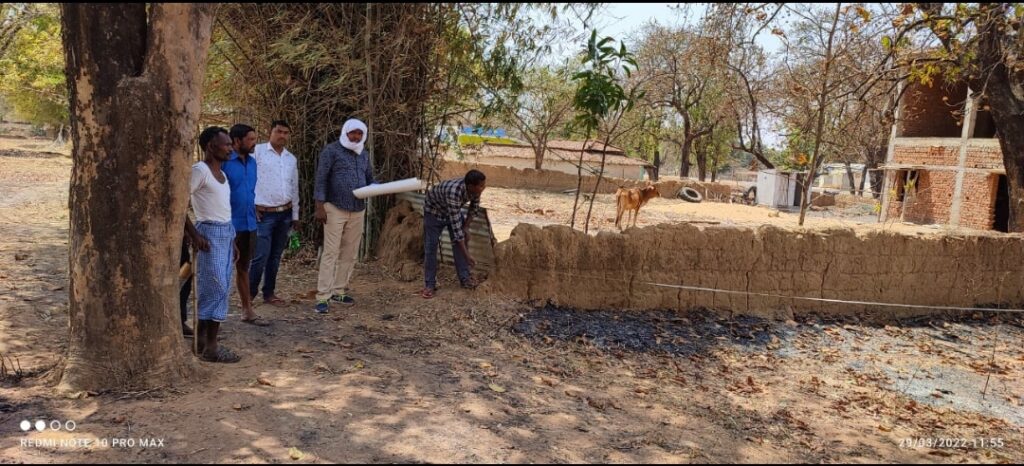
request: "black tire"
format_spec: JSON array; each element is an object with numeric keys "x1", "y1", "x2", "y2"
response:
[
  {"x1": 678, "y1": 187, "x2": 703, "y2": 203},
  {"x1": 744, "y1": 186, "x2": 757, "y2": 203}
]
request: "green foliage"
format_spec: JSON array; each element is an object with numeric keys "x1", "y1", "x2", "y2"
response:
[
  {"x1": 0, "y1": 4, "x2": 66, "y2": 127},
  {"x1": 570, "y1": 30, "x2": 641, "y2": 136},
  {"x1": 211, "y1": 4, "x2": 444, "y2": 254},
  {"x1": 701, "y1": 123, "x2": 740, "y2": 174},
  {"x1": 889, "y1": 3, "x2": 985, "y2": 88},
  {"x1": 613, "y1": 106, "x2": 667, "y2": 162},
  {"x1": 569, "y1": 29, "x2": 644, "y2": 231},
  {"x1": 773, "y1": 130, "x2": 814, "y2": 171},
  {"x1": 490, "y1": 65, "x2": 576, "y2": 168},
  {"x1": 437, "y1": 4, "x2": 596, "y2": 125}
]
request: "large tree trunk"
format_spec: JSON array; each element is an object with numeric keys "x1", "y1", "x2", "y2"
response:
[
  {"x1": 710, "y1": 151, "x2": 719, "y2": 183},
  {"x1": 976, "y1": 5, "x2": 1024, "y2": 232},
  {"x1": 652, "y1": 149, "x2": 660, "y2": 181},
  {"x1": 869, "y1": 167, "x2": 883, "y2": 199},
  {"x1": 863, "y1": 145, "x2": 885, "y2": 198},
  {"x1": 695, "y1": 146, "x2": 708, "y2": 182},
  {"x1": 680, "y1": 139, "x2": 692, "y2": 178},
  {"x1": 987, "y1": 87, "x2": 1024, "y2": 232},
  {"x1": 534, "y1": 143, "x2": 545, "y2": 170},
  {"x1": 844, "y1": 162, "x2": 857, "y2": 195},
  {"x1": 857, "y1": 164, "x2": 868, "y2": 197},
  {"x1": 59, "y1": 4, "x2": 216, "y2": 392}
]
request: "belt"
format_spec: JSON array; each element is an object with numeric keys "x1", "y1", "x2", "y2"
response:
[{"x1": 256, "y1": 203, "x2": 292, "y2": 213}]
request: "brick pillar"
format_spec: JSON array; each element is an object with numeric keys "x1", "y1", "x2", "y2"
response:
[
  {"x1": 949, "y1": 91, "x2": 978, "y2": 226},
  {"x1": 879, "y1": 83, "x2": 902, "y2": 224}
]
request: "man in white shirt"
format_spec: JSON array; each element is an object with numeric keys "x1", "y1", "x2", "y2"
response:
[{"x1": 249, "y1": 120, "x2": 301, "y2": 307}]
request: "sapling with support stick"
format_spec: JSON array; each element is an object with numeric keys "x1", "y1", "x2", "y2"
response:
[{"x1": 568, "y1": 30, "x2": 643, "y2": 233}]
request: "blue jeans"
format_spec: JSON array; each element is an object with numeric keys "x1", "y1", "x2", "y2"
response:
[
  {"x1": 423, "y1": 211, "x2": 471, "y2": 290},
  {"x1": 249, "y1": 210, "x2": 292, "y2": 299}
]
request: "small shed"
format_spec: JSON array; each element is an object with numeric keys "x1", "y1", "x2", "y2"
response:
[{"x1": 756, "y1": 169, "x2": 804, "y2": 209}]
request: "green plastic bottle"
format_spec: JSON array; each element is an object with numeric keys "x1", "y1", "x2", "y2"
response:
[{"x1": 288, "y1": 231, "x2": 301, "y2": 252}]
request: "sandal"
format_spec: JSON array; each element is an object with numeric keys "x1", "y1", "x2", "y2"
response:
[
  {"x1": 420, "y1": 288, "x2": 435, "y2": 299},
  {"x1": 460, "y1": 278, "x2": 478, "y2": 290},
  {"x1": 241, "y1": 316, "x2": 272, "y2": 327},
  {"x1": 264, "y1": 295, "x2": 289, "y2": 308},
  {"x1": 200, "y1": 346, "x2": 241, "y2": 363}
]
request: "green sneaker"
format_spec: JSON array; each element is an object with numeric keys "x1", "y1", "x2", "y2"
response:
[
  {"x1": 330, "y1": 294, "x2": 355, "y2": 306},
  {"x1": 314, "y1": 300, "x2": 330, "y2": 314}
]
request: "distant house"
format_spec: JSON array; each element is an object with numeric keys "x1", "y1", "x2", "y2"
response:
[
  {"x1": 447, "y1": 139, "x2": 652, "y2": 180},
  {"x1": 815, "y1": 163, "x2": 866, "y2": 194}
]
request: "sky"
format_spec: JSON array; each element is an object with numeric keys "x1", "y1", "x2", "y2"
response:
[
  {"x1": 558, "y1": 3, "x2": 785, "y2": 58},
  {"x1": 538, "y1": 3, "x2": 790, "y2": 148},
  {"x1": 545, "y1": 3, "x2": 689, "y2": 60},
  {"x1": 597, "y1": 3, "x2": 690, "y2": 43}
]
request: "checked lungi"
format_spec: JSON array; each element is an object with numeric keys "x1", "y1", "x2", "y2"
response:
[{"x1": 195, "y1": 221, "x2": 236, "y2": 322}]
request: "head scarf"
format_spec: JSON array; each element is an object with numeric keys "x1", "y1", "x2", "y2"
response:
[{"x1": 339, "y1": 119, "x2": 368, "y2": 155}]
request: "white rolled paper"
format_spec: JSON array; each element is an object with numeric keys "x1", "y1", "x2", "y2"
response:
[{"x1": 352, "y1": 177, "x2": 427, "y2": 199}]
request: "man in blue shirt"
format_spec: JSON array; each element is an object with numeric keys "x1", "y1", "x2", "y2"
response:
[
  {"x1": 313, "y1": 118, "x2": 375, "y2": 314},
  {"x1": 223, "y1": 123, "x2": 267, "y2": 326}
]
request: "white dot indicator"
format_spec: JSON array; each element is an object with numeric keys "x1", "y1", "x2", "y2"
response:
[
  {"x1": 20, "y1": 420, "x2": 31, "y2": 431},
  {"x1": 35, "y1": 420, "x2": 45, "y2": 432}
]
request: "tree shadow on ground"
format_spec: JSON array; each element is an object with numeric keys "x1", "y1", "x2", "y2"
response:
[
  {"x1": 2, "y1": 219, "x2": 1023, "y2": 463},
  {"x1": 1, "y1": 249, "x2": 771, "y2": 464},
  {"x1": 0, "y1": 148, "x2": 67, "y2": 159}
]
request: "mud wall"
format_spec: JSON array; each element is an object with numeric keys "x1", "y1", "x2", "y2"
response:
[
  {"x1": 439, "y1": 161, "x2": 733, "y2": 201},
  {"x1": 488, "y1": 223, "x2": 1024, "y2": 319}
]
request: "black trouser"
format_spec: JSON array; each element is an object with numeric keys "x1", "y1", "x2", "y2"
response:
[{"x1": 180, "y1": 237, "x2": 191, "y2": 325}]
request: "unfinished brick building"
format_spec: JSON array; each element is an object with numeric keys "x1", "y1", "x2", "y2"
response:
[{"x1": 880, "y1": 76, "x2": 1010, "y2": 232}]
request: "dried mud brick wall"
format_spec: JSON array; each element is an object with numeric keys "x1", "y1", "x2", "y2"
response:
[{"x1": 489, "y1": 223, "x2": 1024, "y2": 319}]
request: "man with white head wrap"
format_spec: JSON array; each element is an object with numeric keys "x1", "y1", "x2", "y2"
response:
[{"x1": 312, "y1": 118, "x2": 376, "y2": 314}]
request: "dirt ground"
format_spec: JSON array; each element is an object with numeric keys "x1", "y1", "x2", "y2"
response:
[
  {"x1": 1, "y1": 137, "x2": 1023, "y2": 463},
  {"x1": 482, "y1": 187, "x2": 963, "y2": 242}
]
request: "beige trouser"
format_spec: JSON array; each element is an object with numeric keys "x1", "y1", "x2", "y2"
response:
[{"x1": 317, "y1": 203, "x2": 365, "y2": 301}]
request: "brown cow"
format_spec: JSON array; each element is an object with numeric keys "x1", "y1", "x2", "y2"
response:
[{"x1": 615, "y1": 185, "x2": 660, "y2": 230}]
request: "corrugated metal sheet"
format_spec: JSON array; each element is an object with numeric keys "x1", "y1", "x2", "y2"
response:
[{"x1": 396, "y1": 192, "x2": 496, "y2": 271}]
